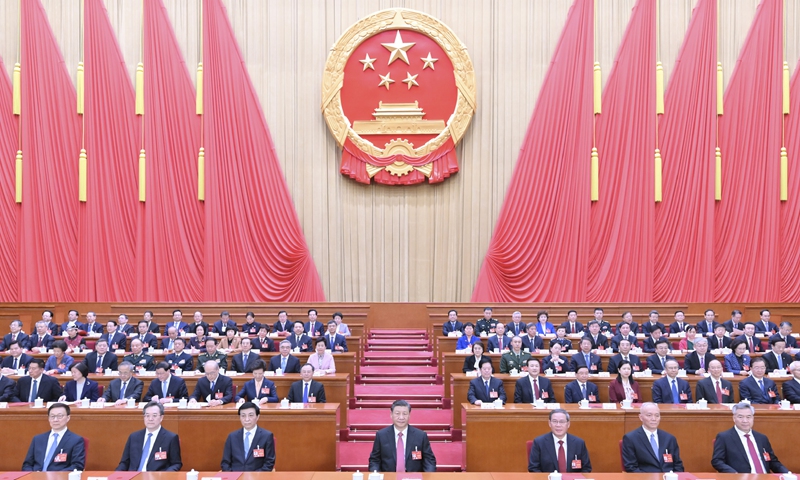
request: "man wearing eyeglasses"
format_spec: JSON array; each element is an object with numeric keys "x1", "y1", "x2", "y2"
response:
[
  {"x1": 220, "y1": 401, "x2": 276, "y2": 471},
  {"x1": 528, "y1": 408, "x2": 592, "y2": 473},
  {"x1": 22, "y1": 403, "x2": 85, "y2": 471},
  {"x1": 116, "y1": 401, "x2": 182, "y2": 471}
]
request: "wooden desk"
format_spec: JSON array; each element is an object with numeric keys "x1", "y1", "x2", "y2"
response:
[
  {"x1": 0, "y1": 403, "x2": 338, "y2": 472},
  {"x1": 464, "y1": 403, "x2": 799, "y2": 473},
  {"x1": 450, "y1": 373, "x2": 794, "y2": 429}
]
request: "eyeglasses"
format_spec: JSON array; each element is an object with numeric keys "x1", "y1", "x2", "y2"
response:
[
  {"x1": 48, "y1": 414, "x2": 67, "y2": 420},
  {"x1": 143, "y1": 414, "x2": 162, "y2": 419},
  {"x1": 549, "y1": 420, "x2": 568, "y2": 425}
]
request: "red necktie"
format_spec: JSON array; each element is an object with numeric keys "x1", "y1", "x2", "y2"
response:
[
  {"x1": 571, "y1": 324, "x2": 575, "y2": 334},
  {"x1": 557, "y1": 440, "x2": 566, "y2": 472},
  {"x1": 396, "y1": 432, "x2": 405, "y2": 472},
  {"x1": 533, "y1": 379, "x2": 540, "y2": 399},
  {"x1": 744, "y1": 433, "x2": 765, "y2": 473},
  {"x1": 498, "y1": 338, "x2": 503, "y2": 350},
  {"x1": 748, "y1": 337, "x2": 754, "y2": 352},
  {"x1": 715, "y1": 380, "x2": 723, "y2": 403}
]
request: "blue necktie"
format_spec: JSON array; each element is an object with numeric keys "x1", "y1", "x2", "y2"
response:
[
  {"x1": 162, "y1": 381, "x2": 167, "y2": 398},
  {"x1": 671, "y1": 380, "x2": 680, "y2": 404},
  {"x1": 777, "y1": 355, "x2": 783, "y2": 370},
  {"x1": 138, "y1": 432, "x2": 153, "y2": 471},
  {"x1": 759, "y1": 379, "x2": 765, "y2": 397},
  {"x1": 584, "y1": 354, "x2": 590, "y2": 368},
  {"x1": 650, "y1": 433, "x2": 659, "y2": 459},
  {"x1": 120, "y1": 381, "x2": 127, "y2": 399},
  {"x1": 244, "y1": 431, "x2": 251, "y2": 457},
  {"x1": 30, "y1": 379, "x2": 38, "y2": 402},
  {"x1": 485, "y1": 380, "x2": 489, "y2": 398},
  {"x1": 42, "y1": 432, "x2": 59, "y2": 471},
  {"x1": 281, "y1": 357, "x2": 287, "y2": 371},
  {"x1": 210, "y1": 381, "x2": 216, "y2": 396},
  {"x1": 581, "y1": 383, "x2": 587, "y2": 400},
  {"x1": 303, "y1": 383, "x2": 309, "y2": 403}
]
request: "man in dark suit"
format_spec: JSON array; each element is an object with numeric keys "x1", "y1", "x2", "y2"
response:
[
  {"x1": 143, "y1": 362, "x2": 189, "y2": 403},
  {"x1": 287, "y1": 364, "x2": 326, "y2": 403},
  {"x1": 641, "y1": 311, "x2": 666, "y2": 336},
  {"x1": 164, "y1": 310, "x2": 189, "y2": 335},
  {"x1": 186, "y1": 311, "x2": 209, "y2": 335},
  {"x1": 742, "y1": 323, "x2": 765, "y2": 353},
  {"x1": 723, "y1": 310, "x2": 745, "y2": 335},
  {"x1": 667, "y1": 311, "x2": 688, "y2": 335},
  {"x1": 101, "y1": 321, "x2": 127, "y2": 351},
  {"x1": 368, "y1": 399, "x2": 436, "y2": 472},
  {"x1": 60, "y1": 310, "x2": 84, "y2": 335},
  {"x1": 40, "y1": 310, "x2": 60, "y2": 336},
  {"x1": 117, "y1": 401, "x2": 182, "y2": 471},
  {"x1": 304, "y1": 309, "x2": 325, "y2": 337},
  {"x1": 441, "y1": 309, "x2": 464, "y2": 336},
  {"x1": 521, "y1": 323, "x2": 544, "y2": 353},
  {"x1": 684, "y1": 338, "x2": 716, "y2": 375},
  {"x1": 651, "y1": 360, "x2": 692, "y2": 404},
  {"x1": 190, "y1": 360, "x2": 234, "y2": 405},
  {"x1": 2, "y1": 320, "x2": 30, "y2": 351},
  {"x1": 160, "y1": 327, "x2": 180, "y2": 351},
  {"x1": 738, "y1": 357, "x2": 779, "y2": 404},
  {"x1": 268, "y1": 340, "x2": 301, "y2": 373},
  {"x1": 486, "y1": 323, "x2": 511, "y2": 353},
  {"x1": 769, "y1": 321, "x2": 797, "y2": 349},
  {"x1": 570, "y1": 338, "x2": 602, "y2": 373},
  {"x1": 528, "y1": 408, "x2": 592, "y2": 473},
  {"x1": 1, "y1": 341, "x2": 33, "y2": 372},
  {"x1": 124, "y1": 339, "x2": 156, "y2": 373},
  {"x1": 622, "y1": 402, "x2": 684, "y2": 472},
  {"x1": 610, "y1": 323, "x2": 638, "y2": 352},
  {"x1": 763, "y1": 337, "x2": 793, "y2": 372},
  {"x1": 29, "y1": 321, "x2": 56, "y2": 353},
  {"x1": 514, "y1": 358, "x2": 555, "y2": 403},
  {"x1": 100, "y1": 361, "x2": 144, "y2": 404},
  {"x1": 132, "y1": 322, "x2": 159, "y2": 349},
  {"x1": 212, "y1": 311, "x2": 239, "y2": 335},
  {"x1": 617, "y1": 311, "x2": 639, "y2": 335},
  {"x1": 240, "y1": 313, "x2": 262, "y2": 336},
  {"x1": 116, "y1": 314, "x2": 135, "y2": 336},
  {"x1": 696, "y1": 309, "x2": 721, "y2": 336},
  {"x1": 0, "y1": 372, "x2": 15, "y2": 401},
  {"x1": 138, "y1": 311, "x2": 160, "y2": 334},
  {"x1": 288, "y1": 321, "x2": 313, "y2": 352},
  {"x1": 253, "y1": 327, "x2": 276, "y2": 353},
  {"x1": 82, "y1": 312, "x2": 104, "y2": 334},
  {"x1": 231, "y1": 338, "x2": 260, "y2": 373},
  {"x1": 642, "y1": 328, "x2": 665, "y2": 353},
  {"x1": 561, "y1": 310, "x2": 584, "y2": 335},
  {"x1": 582, "y1": 321, "x2": 608, "y2": 350},
  {"x1": 198, "y1": 337, "x2": 228, "y2": 372},
  {"x1": 783, "y1": 361, "x2": 800, "y2": 403},
  {"x1": 272, "y1": 311, "x2": 292, "y2": 335},
  {"x1": 323, "y1": 321, "x2": 348, "y2": 352},
  {"x1": 564, "y1": 366, "x2": 599, "y2": 404},
  {"x1": 467, "y1": 362, "x2": 506, "y2": 405},
  {"x1": 221, "y1": 402, "x2": 276, "y2": 471},
  {"x1": 754, "y1": 309, "x2": 778, "y2": 335},
  {"x1": 607, "y1": 339, "x2": 642, "y2": 374},
  {"x1": 22, "y1": 403, "x2": 85, "y2": 471},
  {"x1": 710, "y1": 325, "x2": 732, "y2": 350},
  {"x1": 695, "y1": 360, "x2": 735, "y2": 404},
  {"x1": 164, "y1": 338, "x2": 193, "y2": 371},
  {"x1": 506, "y1": 311, "x2": 527, "y2": 337},
  {"x1": 13, "y1": 359, "x2": 63, "y2": 402},
  {"x1": 711, "y1": 402, "x2": 787, "y2": 473},
  {"x1": 82, "y1": 339, "x2": 119, "y2": 373},
  {"x1": 645, "y1": 340, "x2": 675, "y2": 374},
  {"x1": 235, "y1": 360, "x2": 279, "y2": 404}
]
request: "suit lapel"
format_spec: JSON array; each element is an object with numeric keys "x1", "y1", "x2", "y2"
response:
[{"x1": 639, "y1": 429, "x2": 659, "y2": 463}]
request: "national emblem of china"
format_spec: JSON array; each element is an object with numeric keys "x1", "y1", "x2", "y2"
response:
[{"x1": 322, "y1": 9, "x2": 476, "y2": 185}]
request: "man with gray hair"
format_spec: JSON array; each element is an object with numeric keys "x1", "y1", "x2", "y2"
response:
[
  {"x1": 711, "y1": 402, "x2": 787, "y2": 473},
  {"x1": 1, "y1": 320, "x2": 29, "y2": 351},
  {"x1": 189, "y1": 360, "x2": 233, "y2": 406},
  {"x1": 684, "y1": 337, "x2": 715, "y2": 375},
  {"x1": 621, "y1": 402, "x2": 683, "y2": 472},
  {"x1": 782, "y1": 361, "x2": 800, "y2": 403},
  {"x1": 528, "y1": 408, "x2": 592, "y2": 473},
  {"x1": 268, "y1": 340, "x2": 301, "y2": 373}
]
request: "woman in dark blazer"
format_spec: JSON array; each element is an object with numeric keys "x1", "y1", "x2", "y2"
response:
[
  {"x1": 609, "y1": 360, "x2": 640, "y2": 404},
  {"x1": 189, "y1": 324, "x2": 209, "y2": 352},
  {"x1": 462, "y1": 342, "x2": 493, "y2": 373},
  {"x1": 724, "y1": 337, "x2": 751, "y2": 375},
  {"x1": 61, "y1": 363, "x2": 100, "y2": 402}
]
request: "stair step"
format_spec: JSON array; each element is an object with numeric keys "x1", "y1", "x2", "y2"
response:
[
  {"x1": 350, "y1": 399, "x2": 447, "y2": 409},
  {"x1": 355, "y1": 384, "x2": 443, "y2": 396},
  {"x1": 345, "y1": 431, "x2": 455, "y2": 441},
  {"x1": 363, "y1": 351, "x2": 433, "y2": 358},
  {"x1": 362, "y1": 359, "x2": 434, "y2": 366},
  {"x1": 338, "y1": 442, "x2": 463, "y2": 472},
  {"x1": 369, "y1": 329, "x2": 428, "y2": 336},
  {"x1": 357, "y1": 376, "x2": 441, "y2": 385},
  {"x1": 359, "y1": 366, "x2": 438, "y2": 375},
  {"x1": 348, "y1": 409, "x2": 452, "y2": 429}
]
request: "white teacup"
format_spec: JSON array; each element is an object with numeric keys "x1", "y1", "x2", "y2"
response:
[
  {"x1": 533, "y1": 398, "x2": 545, "y2": 408},
  {"x1": 186, "y1": 469, "x2": 199, "y2": 480},
  {"x1": 126, "y1": 397, "x2": 136, "y2": 408},
  {"x1": 547, "y1": 472, "x2": 561, "y2": 480},
  {"x1": 780, "y1": 473, "x2": 797, "y2": 480},
  {"x1": 663, "y1": 471, "x2": 678, "y2": 480},
  {"x1": 697, "y1": 398, "x2": 708, "y2": 408},
  {"x1": 780, "y1": 399, "x2": 792, "y2": 410},
  {"x1": 178, "y1": 398, "x2": 188, "y2": 408},
  {"x1": 578, "y1": 399, "x2": 589, "y2": 408},
  {"x1": 621, "y1": 398, "x2": 633, "y2": 408},
  {"x1": 68, "y1": 469, "x2": 82, "y2": 480},
  {"x1": 80, "y1": 398, "x2": 90, "y2": 408}
]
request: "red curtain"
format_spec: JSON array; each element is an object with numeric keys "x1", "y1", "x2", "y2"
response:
[
  {"x1": 714, "y1": 0, "x2": 782, "y2": 302},
  {"x1": 19, "y1": 0, "x2": 81, "y2": 301},
  {"x1": 136, "y1": 0, "x2": 205, "y2": 301},
  {"x1": 0, "y1": 59, "x2": 19, "y2": 301},
  {"x1": 780, "y1": 68, "x2": 800, "y2": 301},
  {"x1": 471, "y1": 0, "x2": 593, "y2": 302},
  {"x1": 653, "y1": 0, "x2": 716, "y2": 302},
  {"x1": 587, "y1": 0, "x2": 656, "y2": 302},
  {"x1": 202, "y1": 0, "x2": 324, "y2": 301},
  {"x1": 78, "y1": 0, "x2": 139, "y2": 301}
]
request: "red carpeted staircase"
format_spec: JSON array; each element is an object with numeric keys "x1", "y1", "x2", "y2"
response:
[{"x1": 338, "y1": 329, "x2": 464, "y2": 471}]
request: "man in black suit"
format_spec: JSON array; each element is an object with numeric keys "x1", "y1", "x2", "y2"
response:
[
  {"x1": 755, "y1": 309, "x2": 778, "y2": 335},
  {"x1": 143, "y1": 362, "x2": 189, "y2": 403},
  {"x1": 684, "y1": 337, "x2": 716, "y2": 375},
  {"x1": 100, "y1": 361, "x2": 144, "y2": 404},
  {"x1": 645, "y1": 339, "x2": 675, "y2": 374},
  {"x1": 82, "y1": 339, "x2": 119, "y2": 373},
  {"x1": 323, "y1": 321, "x2": 348, "y2": 352},
  {"x1": 486, "y1": 323, "x2": 511, "y2": 353},
  {"x1": 116, "y1": 314, "x2": 135, "y2": 336},
  {"x1": 252, "y1": 327, "x2": 276, "y2": 353},
  {"x1": 22, "y1": 403, "x2": 85, "y2": 471},
  {"x1": 41, "y1": 310, "x2": 60, "y2": 336},
  {"x1": 2, "y1": 320, "x2": 30, "y2": 351},
  {"x1": 610, "y1": 322, "x2": 638, "y2": 352},
  {"x1": 0, "y1": 372, "x2": 15, "y2": 401},
  {"x1": 441, "y1": 309, "x2": 464, "y2": 336},
  {"x1": 467, "y1": 362, "x2": 506, "y2": 405},
  {"x1": 1, "y1": 341, "x2": 33, "y2": 372},
  {"x1": 13, "y1": 359, "x2": 63, "y2": 402},
  {"x1": 710, "y1": 324, "x2": 732, "y2": 350},
  {"x1": 221, "y1": 402, "x2": 276, "y2": 471},
  {"x1": 742, "y1": 323, "x2": 765, "y2": 353},
  {"x1": 124, "y1": 339, "x2": 156, "y2": 373},
  {"x1": 561, "y1": 310, "x2": 584, "y2": 335},
  {"x1": 739, "y1": 357, "x2": 780, "y2": 404},
  {"x1": 695, "y1": 360, "x2": 735, "y2": 403},
  {"x1": 232, "y1": 338, "x2": 260, "y2": 373},
  {"x1": 668, "y1": 310, "x2": 688, "y2": 335},
  {"x1": 60, "y1": 310, "x2": 84, "y2": 335},
  {"x1": 160, "y1": 327, "x2": 180, "y2": 351},
  {"x1": 763, "y1": 337, "x2": 793, "y2": 372},
  {"x1": 582, "y1": 321, "x2": 608, "y2": 350},
  {"x1": 368, "y1": 399, "x2": 436, "y2": 472},
  {"x1": 769, "y1": 321, "x2": 797, "y2": 349},
  {"x1": 651, "y1": 360, "x2": 692, "y2": 404},
  {"x1": 514, "y1": 358, "x2": 555, "y2": 403},
  {"x1": 617, "y1": 311, "x2": 639, "y2": 335},
  {"x1": 131, "y1": 321, "x2": 159, "y2": 349},
  {"x1": 304, "y1": 309, "x2": 325, "y2": 337},
  {"x1": 268, "y1": 340, "x2": 301, "y2": 373},
  {"x1": 212, "y1": 311, "x2": 238, "y2": 335},
  {"x1": 696, "y1": 309, "x2": 721, "y2": 336},
  {"x1": 521, "y1": 323, "x2": 544, "y2": 353},
  {"x1": 287, "y1": 364, "x2": 326, "y2": 403},
  {"x1": 622, "y1": 402, "x2": 684, "y2": 472},
  {"x1": 272, "y1": 311, "x2": 292, "y2": 334},
  {"x1": 164, "y1": 338, "x2": 193, "y2": 371},
  {"x1": 190, "y1": 360, "x2": 234, "y2": 405},
  {"x1": 506, "y1": 311, "x2": 526, "y2": 338},
  {"x1": 186, "y1": 311, "x2": 209, "y2": 335},
  {"x1": 29, "y1": 321, "x2": 56, "y2": 353},
  {"x1": 711, "y1": 402, "x2": 787, "y2": 473},
  {"x1": 82, "y1": 312, "x2": 103, "y2": 334},
  {"x1": 117, "y1": 401, "x2": 182, "y2": 471},
  {"x1": 570, "y1": 338, "x2": 602, "y2": 373},
  {"x1": 783, "y1": 361, "x2": 800, "y2": 403},
  {"x1": 101, "y1": 320, "x2": 127, "y2": 351},
  {"x1": 641, "y1": 311, "x2": 665, "y2": 336},
  {"x1": 528, "y1": 408, "x2": 592, "y2": 473},
  {"x1": 564, "y1": 366, "x2": 599, "y2": 404},
  {"x1": 723, "y1": 310, "x2": 745, "y2": 336},
  {"x1": 607, "y1": 339, "x2": 642, "y2": 374},
  {"x1": 289, "y1": 321, "x2": 313, "y2": 352}
]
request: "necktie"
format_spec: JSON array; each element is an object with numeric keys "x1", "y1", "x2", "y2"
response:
[
  {"x1": 244, "y1": 431, "x2": 251, "y2": 456},
  {"x1": 584, "y1": 354, "x2": 590, "y2": 368},
  {"x1": 557, "y1": 440, "x2": 566, "y2": 472},
  {"x1": 748, "y1": 337, "x2": 753, "y2": 352},
  {"x1": 485, "y1": 380, "x2": 490, "y2": 398},
  {"x1": 758, "y1": 379, "x2": 765, "y2": 396},
  {"x1": 533, "y1": 379, "x2": 540, "y2": 399},
  {"x1": 138, "y1": 432, "x2": 153, "y2": 471},
  {"x1": 42, "y1": 433, "x2": 59, "y2": 471},
  {"x1": 243, "y1": 353, "x2": 248, "y2": 367},
  {"x1": 581, "y1": 383, "x2": 587, "y2": 400},
  {"x1": 30, "y1": 379, "x2": 38, "y2": 402},
  {"x1": 396, "y1": 432, "x2": 405, "y2": 472},
  {"x1": 671, "y1": 380, "x2": 680, "y2": 404},
  {"x1": 661, "y1": 357, "x2": 666, "y2": 370},
  {"x1": 210, "y1": 381, "x2": 216, "y2": 396},
  {"x1": 120, "y1": 381, "x2": 127, "y2": 399},
  {"x1": 162, "y1": 381, "x2": 167, "y2": 398},
  {"x1": 777, "y1": 354, "x2": 783, "y2": 370},
  {"x1": 700, "y1": 357, "x2": 705, "y2": 370},
  {"x1": 650, "y1": 433, "x2": 659, "y2": 459},
  {"x1": 98, "y1": 355, "x2": 104, "y2": 370},
  {"x1": 744, "y1": 433, "x2": 765, "y2": 473},
  {"x1": 716, "y1": 381, "x2": 723, "y2": 403},
  {"x1": 281, "y1": 357, "x2": 287, "y2": 371},
  {"x1": 498, "y1": 337, "x2": 503, "y2": 350},
  {"x1": 12, "y1": 357, "x2": 17, "y2": 370},
  {"x1": 303, "y1": 383, "x2": 309, "y2": 403},
  {"x1": 169, "y1": 340, "x2": 174, "y2": 350},
  {"x1": 571, "y1": 323, "x2": 575, "y2": 334}
]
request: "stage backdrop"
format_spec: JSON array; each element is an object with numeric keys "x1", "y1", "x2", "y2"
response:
[{"x1": 2, "y1": 0, "x2": 800, "y2": 302}]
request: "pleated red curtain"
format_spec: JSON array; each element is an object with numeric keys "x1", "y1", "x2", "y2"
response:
[
  {"x1": 78, "y1": 0, "x2": 139, "y2": 301},
  {"x1": 653, "y1": 0, "x2": 716, "y2": 302},
  {"x1": 472, "y1": 0, "x2": 593, "y2": 302},
  {"x1": 0, "y1": 59, "x2": 19, "y2": 301},
  {"x1": 780, "y1": 68, "x2": 800, "y2": 301},
  {"x1": 714, "y1": 0, "x2": 782, "y2": 302}
]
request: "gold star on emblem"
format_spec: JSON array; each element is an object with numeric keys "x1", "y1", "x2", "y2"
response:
[
  {"x1": 421, "y1": 53, "x2": 438, "y2": 70},
  {"x1": 381, "y1": 31, "x2": 415, "y2": 65},
  {"x1": 359, "y1": 53, "x2": 376, "y2": 71},
  {"x1": 402, "y1": 72, "x2": 419, "y2": 90},
  {"x1": 378, "y1": 72, "x2": 395, "y2": 90}
]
